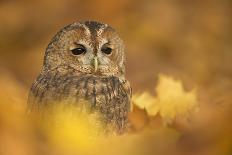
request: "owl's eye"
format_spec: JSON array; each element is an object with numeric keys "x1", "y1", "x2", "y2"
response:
[
  {"x1": 101, "y1": 47, "x2": 112, "y2": 55},
  {"x1": 70, "y1": 44, "x2": 86, "y2": 55}
]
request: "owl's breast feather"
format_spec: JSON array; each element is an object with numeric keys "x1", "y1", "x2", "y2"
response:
[{"x1": 28, "y1": 73, "x2": 131, "y2": 133}]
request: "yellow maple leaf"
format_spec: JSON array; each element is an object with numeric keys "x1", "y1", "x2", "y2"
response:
[{"x1": 132, "y1": 74, "x2": 198, "y2": 124}]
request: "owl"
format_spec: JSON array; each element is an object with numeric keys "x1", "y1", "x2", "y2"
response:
[{"x1": 28, "y1": 21, "x2": 132, "y2": 134}]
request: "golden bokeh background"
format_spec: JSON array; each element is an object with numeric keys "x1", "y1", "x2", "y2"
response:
[{"x1": 0, "y1": 0, "x2": 232, "y2": 155}]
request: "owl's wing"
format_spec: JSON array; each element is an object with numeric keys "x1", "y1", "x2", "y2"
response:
[
  {"x1": 120, "y1": 79, "x2": 132, "y2": 111},
  {"x1": 27, "y1": 72, "x2": 82, "y2": 113},
  {"x1": 121, "y1": 80, "x2": 132, "y2": 98},
  {"x1": 27, "y1": 74, "x2": 50, "y2": 113}
]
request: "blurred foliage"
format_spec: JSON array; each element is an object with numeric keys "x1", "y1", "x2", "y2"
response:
[
  {"x1": 133, "y1": 74, "x2": 198, "y2": 125},
  {"x1": 0, "y1": 0, "x2": 232, "y2": 155}
]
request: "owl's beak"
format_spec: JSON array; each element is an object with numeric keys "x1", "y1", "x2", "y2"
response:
[{"x1": 93, "y1": 57, "x2": 98, "y2": 72}]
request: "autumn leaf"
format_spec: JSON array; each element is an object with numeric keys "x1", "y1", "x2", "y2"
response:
[{"x1": 133, "y1": 74, "x2": 198, "y2": 124}]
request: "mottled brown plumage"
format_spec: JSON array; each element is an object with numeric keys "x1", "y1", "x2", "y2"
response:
[{"x1": 28, "y1": 21, "x2": 131, "y2": 134}]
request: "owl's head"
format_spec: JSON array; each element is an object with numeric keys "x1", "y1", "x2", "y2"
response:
[{"x1": 43, "y1": 21, "x2": 125, "y2": 77}]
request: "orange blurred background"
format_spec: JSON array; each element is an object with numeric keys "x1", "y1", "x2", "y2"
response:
[{"x1": 0, "y1": 0, "x2": 232, "y2": 155}]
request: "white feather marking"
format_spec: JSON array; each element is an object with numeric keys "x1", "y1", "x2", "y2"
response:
[
  {"x1": 79, "y1": 23, "x2": 91, "y2": 37},
  {"x1": 71, "y1": 22, "x2": 92, "y2": 39},
  {"x1": 78, "y1": 39, "x2": 91, "y2": 48},
  {"x1": 97, "y1": 24, "x2": 107, "y2": 37}
]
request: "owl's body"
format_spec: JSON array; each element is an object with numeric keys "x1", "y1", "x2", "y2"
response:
[{"x1": 28, "y1": 21, "x2": 131, "y2": 134}]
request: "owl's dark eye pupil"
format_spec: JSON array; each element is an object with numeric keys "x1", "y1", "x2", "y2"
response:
[
  {"x1": 101, "y1": 47, "x2": 112, "y2": 55},
  {"x1": 71, "y1": 46, "x2": 86, "y2": 55}
]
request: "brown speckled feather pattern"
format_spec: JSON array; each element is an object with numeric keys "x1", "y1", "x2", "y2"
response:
[{"x1": 28, "y1": 67, "x2": 131, "y2": 133}]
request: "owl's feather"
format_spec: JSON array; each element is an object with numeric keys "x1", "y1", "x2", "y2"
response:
[{"x1": 28, "y1": 67, "x2": 131, "y2": 133}]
